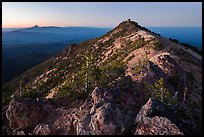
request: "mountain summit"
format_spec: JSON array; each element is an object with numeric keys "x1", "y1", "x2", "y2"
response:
[
  {"x1": 2, "y1": 19, "x2": 202, "y2": 135},
  {"x1": 117, "y1": 19, "x2": 139, "y2": 28},
  {"x1": 32, "y1": 25, "x2": 40, "y2": 28}
]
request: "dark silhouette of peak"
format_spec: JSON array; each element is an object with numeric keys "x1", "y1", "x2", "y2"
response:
[{"x1": 31, "y1": 25, "x2": 40, "y2": 29}]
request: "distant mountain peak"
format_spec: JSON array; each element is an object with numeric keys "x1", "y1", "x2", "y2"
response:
[{"x1": 32, "y1": 25, "x2": 40, "y2": 28}]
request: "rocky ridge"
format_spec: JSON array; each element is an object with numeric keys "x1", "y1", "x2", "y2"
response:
[
  {"x1": 5, "y1": 88, "x2": 184, "y2": 135},
  {"x1": 2, "y1": 19, "x2": 202, "y2": 135}
]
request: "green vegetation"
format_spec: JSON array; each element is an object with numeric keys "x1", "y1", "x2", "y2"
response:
[
  {"x1": 138, "y1": 25, "x2": 162, "y2": 37},
  {"x1": 21, "y1": 85, "x2": 35, "y2": 99},
  {"x1": 180, "y1": 43, "x2": 202, "y2": 55},
  {"x1": 169, "y1": 37, "x2": 202, "y2": 55},
  {"x1": 56, "y1": 48, "x2": 128, "y2": 100},
  {"x1": 169, "y1": 38, "x2": 179, "y2": 44},
  {"x1": 144, "y1": 77, "x2": 176, "y2": 105},
  {"x1": 152, "y1": 40, "x2": 162, "y2": 50},
  {"x1": 102, "y1": 36, "x2": 146, "y2": 66},
  {"x1": 2, "y1": 24, "x2": 147, "y2": 105},
  {"x1": 131, "y1": 51, "x2": 149, "y2": 75},
  {"x1": 127, "y1": 37, "x2": 145, "y2": 52},
  {"x1": 2, "y1": 57, "x2": 54, "y2": 105},
  {"x1": 56, "y1": 52, "x2": 102, "y2": 99},
  {"x1": 127, "y1": 54, "x2": 135, "y2": 62},
  {"x1": 143, "y1": 77, "x2": 202, "y2": 133},
  {"x1": 55, "y1": 31, "x2": 146, "y2": 99}
]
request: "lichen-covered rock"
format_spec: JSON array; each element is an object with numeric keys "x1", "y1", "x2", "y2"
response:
[
  {"x1": 6, "y1": 98, "x2": 46, "y2": 131},
  {"x1": 5, "y1": 97, "x2": 82, "y2": 135},
  {"x1": 76, "y1": 87, "x2": 120, "y2": 135},
  {"x1": 77, "y1": 87, "x2": 138, "y2": 135},
  {"x1": 32, "y1": 124, "x2": 56, "y2": 135},
  {"x1": 35, "y1": 100, "x2": 82, "y2": 135},
  {"x1": 135, "y1": 98, "x2": 167, "y2": 124},
  {"x1": 51, "y1": 107, "x2": 77, "y2": 135},
  {"x1": 135, "y1": 116, "x2": 183, "y2": 135},
  {"x1": 134, "y1": 98, "x2": 183, "y2": 135},
  {"x1": 13, "y1": 130, "x2": 25, "y2": 135}
]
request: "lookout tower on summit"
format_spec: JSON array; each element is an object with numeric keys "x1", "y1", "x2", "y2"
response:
[{"x1": 127, "y1": 19, "x2": 131, "y2": 22}]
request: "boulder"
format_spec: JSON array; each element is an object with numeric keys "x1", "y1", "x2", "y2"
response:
[
  {"x1": 77, "y1": 87, "x2": 135, "y2": 135},
  {"x1": 6, "y1": 98, "x2": 45, "y2": 131},
  {"x1": 135, "y1": 116, "x2": 183, "y2": 135},
  {"x1": 134, "y1": 98, "x2": 183, "y2": 135},
  {"x1": 32, "y1": 124, "x2": 56, "y2": 135},
  {"x1": 135, "y1": 98, "x2": 167, "y2": 124},
  {"x1": 13, "y1": 130, "x2": 25, "y2": 135}
]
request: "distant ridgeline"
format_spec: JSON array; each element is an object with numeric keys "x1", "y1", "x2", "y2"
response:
[
  {"x1": 168, "y1": 38, "x2": 202, "y2": 55},
  {"x1": 140, "y1": 26, "x2": 202, "y2": 55}
]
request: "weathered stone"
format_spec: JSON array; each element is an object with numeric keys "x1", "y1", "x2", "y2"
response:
[
  {"x1": 134, "y1": 98, "x2": 183, "y2": 135},
  {"x1": 77, "y1": 87, "x2": 137, "y2": 135},
  {"x1": 135, "y1": 98, "x2": 167, "y2": 124},
  {"x1": 14, "y1": 130, "x2": 25, "y2": 135},
  {"x1": 135, "y1": 116, "x2": 183, "y2": 135},
  {"x1": 6, "y1": 98, "x2": 45, "y2": 131},
  {"x1": 32, "y1": 123, "x2": 56, "y2": 135}
]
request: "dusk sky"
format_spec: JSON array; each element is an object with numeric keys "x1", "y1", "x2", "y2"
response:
[{"x1": 2, "y1": 2, "x2": 202, "y2": 28}]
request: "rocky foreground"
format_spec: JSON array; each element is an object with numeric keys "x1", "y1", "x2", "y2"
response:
[{"x1": 4, "y1": 87, "x2": 184, "y2": 135}]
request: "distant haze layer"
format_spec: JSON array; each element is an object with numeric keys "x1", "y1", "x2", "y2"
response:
[{"x1": 148, "y1": 27, "x2": 202, "y2": 49}]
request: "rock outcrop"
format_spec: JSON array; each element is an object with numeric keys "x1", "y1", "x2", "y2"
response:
[
  {"x1": 32, "y1": 124, "x2": 56, "y2": 135},
  {"x1": 135, "y1": 116, "x2": 183, "y2": 135},
  {"x1": 5, "y1": 97, "x2": 83, "y2": 135},
  {"x1": 4, "y1": 88, "x2": 194, "y2": 135},
  {"x1": 134, "y1": 98, "x2": 183, "y2": 135},
  {"x1": 6, "y1": 98, "x2": 46, "y2": 133},
  {"x1": 135, "y1": 98, "x2": 167, "y2": 124},
  {"x1": 76, "y1": 87, "x2": 147, "y2": 135},
  {"x1": 77, "y1": 87, "x2": 130, "y2": 135}
]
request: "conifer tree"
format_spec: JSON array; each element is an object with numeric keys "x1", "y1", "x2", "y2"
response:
[{"x1": 19, "y1": 80, "x2": 23, "y2": 97}]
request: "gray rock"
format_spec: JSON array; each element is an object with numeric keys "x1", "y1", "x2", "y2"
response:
[
  {"x1": 32, "y1": 123, "x2": 56, "y2": 135},
  {"x1": 14, "y1": 130, "x2": 25, "y2": 135},
  {"x1": 77, "y1": 87, "x2": 133, "y2": 135},
  {"x1": 135, "y1": 98, "x2": 167, "y2": 124},
  {"x1": 134, "y1": 98, "x2": 183, "y2": 135},
  {"x1": 6, "y1": 98, "x2": 45, "y2": 131},
  {"x1": 135, "y1": 116, "x2": 183, "y2": 135}
]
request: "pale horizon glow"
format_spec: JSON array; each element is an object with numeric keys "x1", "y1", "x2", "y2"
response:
[{"x1": 2, "y1": 2, "x2": 202, "y2": 28}]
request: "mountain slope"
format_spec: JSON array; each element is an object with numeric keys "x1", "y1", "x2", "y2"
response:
[
  {"x1": 2, "y1": 19, "x2": 202, "y2": 135},
  {"x1": 2, "y1": 26, "x2": 111, "y2": 83}
]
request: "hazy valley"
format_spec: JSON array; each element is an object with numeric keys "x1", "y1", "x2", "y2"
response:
[{"x1": 2, "y1": 26, "x2": 111, "y2": 84}]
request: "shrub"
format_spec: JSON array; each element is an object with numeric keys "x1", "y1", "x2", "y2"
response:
[
  {"x1": 180, "y1": 43, "x2": 202, "y2": 55},
  {"x1": 144, "y1": 77, "x2": 172, "y2": 104},
  {"x1": 169, "y1": 38, "x2": 180, "y2": 44},
  {"x1": 16, "y1": 85, "x2": 37, "y2": 99},
  {"x1": 131, "y1": 53, "x2": 149, "y2": 75},
  {"x1": 153, "y1": 40, "x2": 162, "y2": 50},
  {"x1": 127, "y1": 54, "x2": 135, "y2": 62}
]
